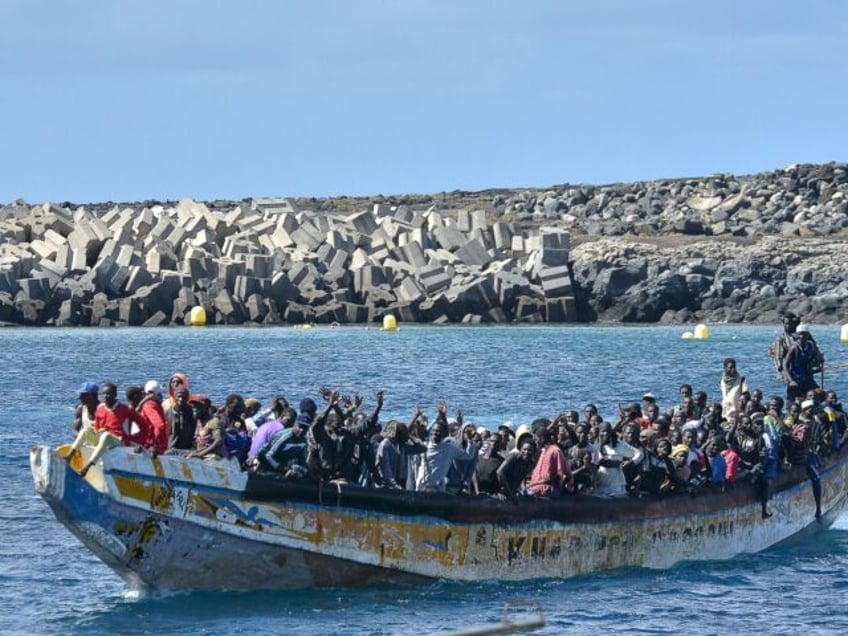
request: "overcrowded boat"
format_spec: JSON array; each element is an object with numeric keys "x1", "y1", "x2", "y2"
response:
[{"x1": 30, "y1": 434, "x2": 847, "y2": 591}]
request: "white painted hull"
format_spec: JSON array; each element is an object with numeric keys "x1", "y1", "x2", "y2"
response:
[{"x1": 31, "y1": 443, "x2": 848, "y2": 591}]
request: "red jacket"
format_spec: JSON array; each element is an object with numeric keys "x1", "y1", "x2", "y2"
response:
[
  {"x1": 140, "y1": 398, "x2": 169, "y2": 454},
  {"x1": 94, "y1": 402, "x2": 147, "y2": 445}
]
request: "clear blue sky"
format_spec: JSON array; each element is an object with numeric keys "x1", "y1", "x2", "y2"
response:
[{"x1": 2, "y1": 1, "x2": 846, "y2": 203}]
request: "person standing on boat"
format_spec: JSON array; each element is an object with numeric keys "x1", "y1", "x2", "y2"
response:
[
  {"x1": 720, "y1": 358, "x2": 749, "y2": 426},
  {"x1": 782, "y1": 324, "x2": 824, "y2": 402},
  {"x1": 767, "y1": 312, "x2": 800, "y2": 378}
]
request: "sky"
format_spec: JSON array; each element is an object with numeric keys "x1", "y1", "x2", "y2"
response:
[{"x1": 2, "y1": 0, "x2": 847, "y2": 204}]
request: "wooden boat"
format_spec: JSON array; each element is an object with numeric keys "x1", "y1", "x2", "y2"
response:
[{"x1": 30, "y1": 441, "x2": 848, "y2": 591}]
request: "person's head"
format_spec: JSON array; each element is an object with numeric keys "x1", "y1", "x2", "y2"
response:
[
  {"x1": 575, "y1": 424, "x2": 588, "y2": 445},
  {"x1": 769, "y1": 395, "x2": 784, "y2": 414},
  {"x1": 270, "y1": 396, "x2": 288, "y2": 418},
  {"x1": 224, "y1": 393, "x2": 245, "y2": 419},
  {"x1": 644, "y1": 403, "x2": 659, "y2": 421},
  {"x1": 566, "y1": 410, "x2": 580, "y2": 424},
  {"x1": 750, "y1": 389, "x2": 763, "y2": 403},
  {"x1": 431, "y1": 421, "x2": 449, "y2": 443},
  {"x1": 279, "y1": 407, "x2": 297, "y2": 427},
  {"x1": 682, "y1": 428, "x2": 696, "y2": 447},
  {"x1": 100, "y1": 382, "x2": 118, "y2": 408},
  {"x1": 497, "y1": 424, "x2": 515, "y2": 447},
  {"x1": 125, "y1": 385, "x2": 143, "y2": 407},
  {"x1": 79, "y1": 381, "x2": 99, "y2": 404},
  {"x1": 533, "y1": 424, "x2": 553, "y2": 447},
  {"x1": 584, "y1": 404, "x2": 598, "y2": 419},
  {"x1": 656, "y1": 439, "x2": 672, "y2": 457},
  {"x1": 243, "y1": 398, "x2": 261, "y2": 417},
  {"x1": 796, "y1": 323, "x2": 811, "y2": 342},
  {"x1": 144, "y1": 380, "x2": 163, "y2": 401},
  {"x1": 801, "y1": 399, "x2": 815, "y2": 416},
  {"x1": 668, "y1": 427, "x2": 683, "y2": 445},
  {"x1": 672, "y1": 444, "x2": 690, "y2": 465},
  {"x1": 519, "y1": 439, "x2": 537, "y2": 461},
  {"x1": 175, "y1": 387, "x2": 190, "y2": 407},
  {"x1": 723, "y1": 358, "x2": 737, "y2": 375},
  {"x1": 190, "y1": 395, "x2": 212, "y2": 419},
  {"x1": 624, "y1": 424, "x2": 641, "y2": 446},
  {"x1": 299, "y1": 398, "x2": 317, "y2": 416},
  {"x1": 679, "y1": 384, "x2": 692, "y2": 399},
  {"x1": 751, "y1": 412, "x2": 765, "y2": 434},
  {"x1": 292, "y1": 412, "x2": 310, "y2": 435},
  {"x1": 783, "y1": 312, "x2": 799, "y2": 333},
  {"x1": 826, "y1": 391, "x2": 839, "y2": 406},
  {"x1": 694, "y1": 391, "x2": 708, "y2": 409},
  {"x1": 598, "y1": 422, "x2": 616, "y2": 447}
]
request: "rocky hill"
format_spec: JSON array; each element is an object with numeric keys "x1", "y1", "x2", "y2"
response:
[{"x1": 1, "y1": 162, "x2": 846, "y2": 326}]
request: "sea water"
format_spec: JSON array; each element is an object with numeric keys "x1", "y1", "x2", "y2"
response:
[{"x1": 2, "y1": 324, "x2": 848, "y2": 635}]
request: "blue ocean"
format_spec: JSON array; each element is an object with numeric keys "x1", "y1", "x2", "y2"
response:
[{"x1": 3, "y1": 324, "x2": 848, "y2": 635}]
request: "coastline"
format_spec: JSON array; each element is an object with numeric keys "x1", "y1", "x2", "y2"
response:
[{"x1": 2, "y1": 161, "x2": 847, "y2": 327}]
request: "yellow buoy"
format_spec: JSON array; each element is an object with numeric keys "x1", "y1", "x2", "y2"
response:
[
  {"x1": 682, "y1": 331, "x2": 694, "y2": 340},
  {"x1": 694, "y1": 323, "x2": 710, "y2": 340},
  {"x1": 382, "y1": 314, "x2": 398, "y2": 332},
  {"x1": 189, "y1": 305, "x2": 206, "y2": 326},
  {"x1": 841, "y1": 324, "x2": 848, "y2": 344}
]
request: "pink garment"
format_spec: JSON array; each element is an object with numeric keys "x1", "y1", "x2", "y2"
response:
[
  {"x1": 722, "y1": 447, "x2": 740, "y2": 484},
  {"x1": 528, "y1": 444, "x2": 572, "y2": 497}
]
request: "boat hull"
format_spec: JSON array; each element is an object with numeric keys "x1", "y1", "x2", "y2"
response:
[{"x1": 31, "y1": 443, "x2": 848, "y2": 591}]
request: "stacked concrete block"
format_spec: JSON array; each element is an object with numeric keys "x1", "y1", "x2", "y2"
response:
[
  {"x1": 290, "y1": 220, "x2": 324, "y2": 251},
  {"x1": 539, "y1": 227, "x2": 571, "y2": 267},
  {"x1": 540, "y1": 265, "x2": 573, "y2": 298},
  {"x1": 431, "y1": 225, "x2": 465, "y2": 253},
  {"x1": 455, "y1": 237, "x2": 492, "y2": 268},
  {"x1": 418, "y1": 263, "x2": 452, "y2": 294},
  {"x1": 234, "y1": 275, "x2": 271, "y2": 301},
  {"x1": 396, "y1": 276, "x2": 426, "y2": 304},
  {"x1": 398, "y1": 241, "x2": 427, "y2": 269},
  {"x1": 254, "y1": 198, "x2": 297, "y2": 215}
]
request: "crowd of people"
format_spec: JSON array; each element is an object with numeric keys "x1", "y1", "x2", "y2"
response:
[{"x1": 64, "y1": 313, "x2": 846, "y2": 520}]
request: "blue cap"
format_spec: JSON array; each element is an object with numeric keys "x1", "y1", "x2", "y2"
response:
[
  {"x1": 79, "y1": 381, "x2": 99, "y2": 395},
  {"x1": 299, "y1": 398, "x2": 317, "y2": 414}
]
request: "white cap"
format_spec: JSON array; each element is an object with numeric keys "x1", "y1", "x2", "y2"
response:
[
  {"x1": 796, "y1": 323, "x2": 811, "y2": 334},
  {"x1": 801, "y1": 399, "x2": 815, "y2": 409},
  {"x1": 144, "y1": 380, "x2": 163, "y2": 397}
]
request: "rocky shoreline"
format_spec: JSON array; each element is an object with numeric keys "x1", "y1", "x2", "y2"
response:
[{"x1": 1, "y1": 162, "x2": 847, "y2": 327}]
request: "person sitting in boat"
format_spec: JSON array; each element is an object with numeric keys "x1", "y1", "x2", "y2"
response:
[
  {"x1": 527, "y1": 424, "x2": 573, "y2": 497},
  {"x1": 668, "y1": 384, "x2": 696, "y2": 420},
  {"x1": 705, "y1": 439, "x2": 727, "y2": 492},
  {"x1": 618, "y1": 424, "x2": 648, "y2": 495},
  {"x1": 217, "y1": 394, "x2": 250, "y2": 465},
  {"x1": 782, "y1": 324, "x2": 824, "y2": 402},
  {"x1": 568, "y1": 424, "x2": 599, "y2": 493},
  {"x1": 249, "y1": 406, "x2": 296, "y2": 460},
  {"x1": 495, "y1": 437, "x2": 536, "y2": 501},
  {"x1": 65, "y1": 382, "x2": 149, "y2": 477},
  {"x1": 165, "y1": 386, "x2": 196, "y2": 453},
  {"x1": 162, "y1": 372, "x2": 190, "y2": 413},
  {"x1": 788, "y1": 399, "x2": 823, "y2": 520},
  {"x1": 308, "y1": 390, "x2": 381, "y2": 483},
  {"x1": 717, "y1": 435, "x2": 740, "y2": 486},
  {"x1": 594, "y1": 422, "x2": 637, "y2": 497},
  {"x1": 641, "y1": 438, "x2": 677, "y2": 495},
  {"x1": 252, "y1": 413, "x2": 310, "y2": 477},
  {"x1": 474, "y1": 423, "x2": 514, "y2": 495},
  {"x1": 137, "y1": 381, "x2": 169, "y2": 455},
  {"x1": 823, "y1": 390, "x2": 848, "y2": 450},
  {"x1": 415, "y1": 401, "x2": 479, "y2": 493},
  {"x1": 72, "y1": 381, "x2": 99, "y2": 435},
  {"x1": 187, "y1": 395, "x2": 227, "y2": 460},
  {"x1": 375, "y1": 420, "x2": 426, "y2": 490}
]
